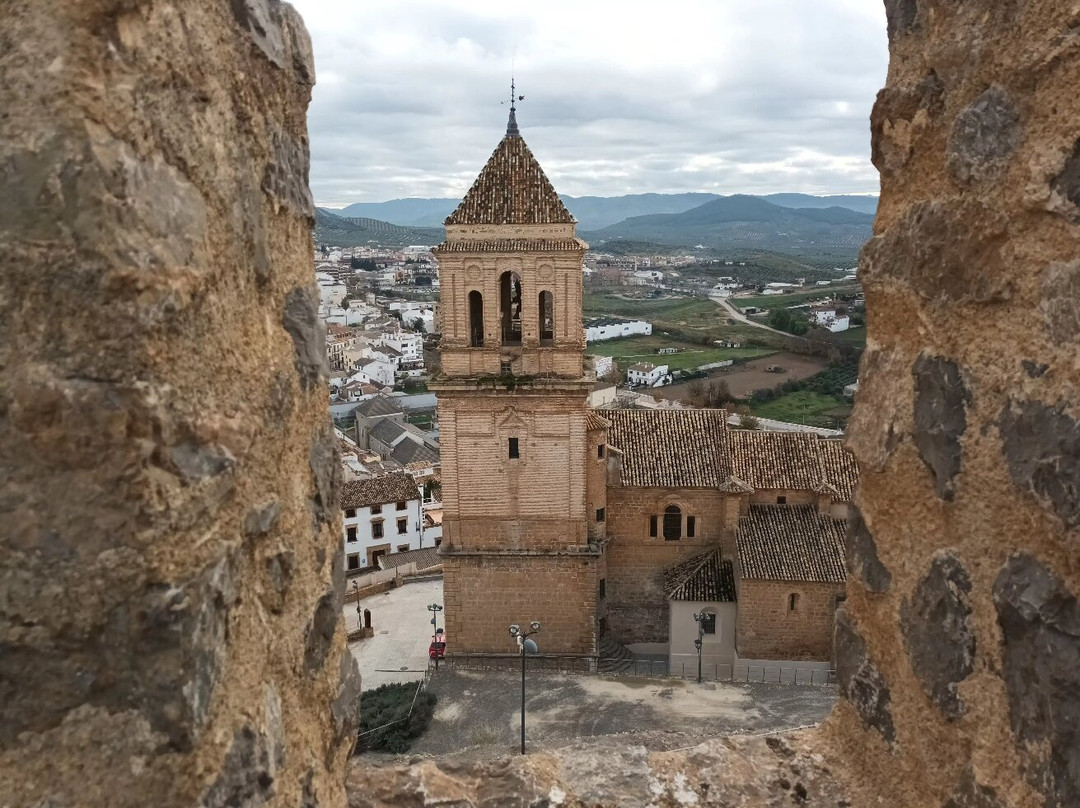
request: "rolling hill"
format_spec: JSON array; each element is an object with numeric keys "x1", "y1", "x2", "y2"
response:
[
  {"x1": 313, "y1": 208, "x2": 443, "y2": 248},
  {"x1": 583, "y1": 195, "x2": 874, "y2": 258}
]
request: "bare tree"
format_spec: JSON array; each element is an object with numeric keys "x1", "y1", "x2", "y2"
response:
[{"x1": 738, "y1": 412, "x2": 760, "y2": 430}]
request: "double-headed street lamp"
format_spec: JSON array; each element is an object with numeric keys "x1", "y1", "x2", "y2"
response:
[
  {"x1": 692, "y1": 612, "x2": 707, "y2": 683},
  {"x1": 428, "y1": 603, "x2": 444, "y2": 669},
  {"x1": 509, "y1": 621, "x2": 541, "y2": 755}
]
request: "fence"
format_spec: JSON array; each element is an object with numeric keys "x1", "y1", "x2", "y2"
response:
[{"x1": 439, "y1": 653, "x2": 835, "y2": 686}]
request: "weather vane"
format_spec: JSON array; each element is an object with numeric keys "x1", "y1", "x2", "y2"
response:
[{"x1": 502, "y1": 76, "x2": 525, "y2": 112}]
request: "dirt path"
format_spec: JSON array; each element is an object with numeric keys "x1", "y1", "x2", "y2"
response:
[{"x1": 658, "y1": 352, "x2": 830, "y2": 401}]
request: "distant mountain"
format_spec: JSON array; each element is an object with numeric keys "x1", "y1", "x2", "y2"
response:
[
  {"x1": 763, "y1": 193, "x2": 878, "y2": 215},
  {"x1": 313, "y1": 208, "x2": 443, "y2": 248},
  {"x1": 327, "y1": 192, "x2": 878, "y2": 232},
  {"x1": 584, "y1": 195, "x2": 874, "y2": 256}
]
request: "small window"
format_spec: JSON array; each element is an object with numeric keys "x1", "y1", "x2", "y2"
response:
[
  {"x1": 597, "y1": 444, "x2": 605, "y2": 459},
  {"x1": 789, "y1": 593, "x2": 800, "y2": 612},
  {"x1": 596, "y1": 507, "x2": 605, "y2": 523},
  {"x1": 649, "y1": 515, "x2": 658, "y2": 537},
  {"x1": 346, "y1": 526, "x2": 357, "y2": 543},
  {"x1": 599, "y1": 578, "x2": 606, "y2": 599},
  {"x1": 434, "y1": 538, "x2": 442, "y2": 547},
  {"x1": 372, "y1": 522, "x2": 384, "y2": 539},
  {"x1": 347, "y1": 554, "x2": 360, "y2": 570},
  {"x1": 397, "y1": 544, "x2": 410, "y2": 552},
  {"x1": 686, "y1": 516, "x2": 696, "y2": 538},
  {"x1": 663, "y1": 505, "x2": 681, "y2": 541},
  {"x1": 345, "y1": 508, "x2": 356, "y2": 519},
  {"x1": 396, "y1": 501, "x2": 407, "y2": 511},
  {"x1": 777, "y1": 496, "x2": 787, "y2": 505},
  {"x1": 500, "y1": 359, "x2": 512, "y2": 375},
  {"x1": 508, "y1": 437, "x2": 520, "y2": 459},
  {"x1": 371, "y1": 504, "x2": 382, "y2": 515},
  {"x1": 701, "y1": 612, "x2": 716, "y2": 635},
  {"x1": 397, "y1": 518, "x2": 407, "y2": 534}
]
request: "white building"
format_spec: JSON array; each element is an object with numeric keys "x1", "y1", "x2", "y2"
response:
[
  {"x1": 590, "y1": 355, "x2": 614, "y2": 378},
  {"x1": 351, "y1": 358, "x2": 395, "y2": 387},
  {"x1": 810, "y1": 307, "x2": 851, "y2": 333},
  {"x1": 381, "y1": 331, "x2": 424, "y2": 365},
  {"x1": 585, "y1": 317, "x2": 653, "y2": 343},
  {"x1": 627, "y1": 362, "x2": 670, "y2": 388},
  {"x1": 341, "y1": 472, "x2": 426, "y2": 572}
]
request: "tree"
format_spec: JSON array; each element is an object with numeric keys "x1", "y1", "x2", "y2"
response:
[
  {"x1": 409, "y1": 317, "x2": 425, "y2": 333},
  {"x1": 738, "y1": 412, "x2": 760, "y2": 430}
]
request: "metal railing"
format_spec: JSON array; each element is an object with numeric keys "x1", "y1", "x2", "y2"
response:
[{"x1": 437, "y1": 653, "x2": 835, "y2": 686}]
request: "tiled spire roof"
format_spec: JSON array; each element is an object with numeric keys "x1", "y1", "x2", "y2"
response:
[{"x1": 445, "y1": 130, "x2": 575, "y2": 226}]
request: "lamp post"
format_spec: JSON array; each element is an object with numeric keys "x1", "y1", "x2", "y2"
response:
[
  {"x1": 509, "y1": 621, "x2": 541, "y2": 755},
  {"x1": 428, "y1": 603, "x2": 444, "y2": 669},
  {"x1": 692, "y1": 612, "x2": 706, "y2": 683},
  {"x1": 352, "y1": 580, "x2": 361, "y2": 630}
]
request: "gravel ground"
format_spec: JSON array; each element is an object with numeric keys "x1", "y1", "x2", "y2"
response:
[{"x1": 365, "y1": 668, "x2": 837, "y2": 761}]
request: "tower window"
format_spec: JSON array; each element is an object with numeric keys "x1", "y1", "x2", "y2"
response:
[
  {"x1": 686, "y1": 515, "x2": 696, "y2": 538},
  {"x1": 538, "y1": 290, "x2": 554, "y2": 342},
  {"x1": 649, "y1": 515, "x2": 658, "y2": 537},
  {"x1": 499, "y1": 271, "x2": 522, "y2": 345},
  {"x1": 508, "y1": 437, "x2": 520, "y2": 459},
  {"x1": 789, "y1": 593, "x2": 800, "y2": 612},
  {"x1": 468, "y1": 290, "x2": 484, "y2": 347},
  {"x1": 596, "y1": 507, "x2": 605, "y2": 522},
  {"x1": 597, "y1": 444, "x2": 605, "y2": 459}
]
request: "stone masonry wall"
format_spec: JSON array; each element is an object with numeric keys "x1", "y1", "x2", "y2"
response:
[
  {"x1": 832, "y1": 2, "x2": 1080, "y2": 806},
  {"x1": 604, "y1": 486, "x2": 733, "y2": 643},
  {"x1": 735, "y1": 580, "x2": 841, "y2": 661},
  {"x1": 442, "y1": 554, "x2": 599, "y2": 655},
  {"x1": 0, "y1": 3, "x2": 358, "y2": 808}
]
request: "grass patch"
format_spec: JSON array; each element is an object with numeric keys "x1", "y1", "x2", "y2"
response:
[
  {"x1": 751, "y1": 391, "x2": 850, "y2": 428},
  {"x1": 588, "y1": 335, "x2": 773, "y2": 372},
  {"x1": 357, "y1": 682, "x2": 437, "y2": 754}
]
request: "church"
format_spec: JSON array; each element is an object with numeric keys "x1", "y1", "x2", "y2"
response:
[{"x1": 430, "y1": 103, "x2": 856, "y2": 678}]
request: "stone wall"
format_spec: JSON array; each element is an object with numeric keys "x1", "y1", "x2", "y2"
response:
[
  {"x1": 0, "y1": 3, "x2": 358, "y2": 807},
  {"x1": 442, "y1": 553, "x2": 599, "y2": 654},
  {"x1": 832, "y1": 1, "x2": 1080, "y2": 805},
  {"x1": 603, "y1": 486, "x2": 733, "y2": 642},
  {"x1": 735, "y1": 580, "x2": 842, "y2": 661}
]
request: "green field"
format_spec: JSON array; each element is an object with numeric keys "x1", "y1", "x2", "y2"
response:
[
  {"x1": 750, "y1": 390, "x2": 852, "y2": 428},
  {"x1": 589, "y1": 335, "x2": 773, "y2": 372},
  {"x1": 734, "y1": 285, "x2": 860, "y2": 311}
]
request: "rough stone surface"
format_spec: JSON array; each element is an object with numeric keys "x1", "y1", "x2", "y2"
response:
[
  {"x1": 942, "y1": 766, "x2": 1007, "y2": 808},
  {"x1": 0, "y1": 2, "x2": 353, "y2": 806},
  {"x1": 900, "y1": 553, "x2": 975, "y2": 719},
  {"x1": 994, "y1": 553, "x2": 1080, "y2": 808},
  {"x1": 346, "y1": 733, "x2": 851, "y2": 807},
  {"x1": 999, "y1": 399, "x2": 1080, "y2": 529},
  {"x1": 911, "y1": 356, "x2": 971, "y2": 500},
  {"x1": 284, "y1": 285, "x2": 329, "y2": 391},
  {"x1": 1050, "y1": 138, "x2": 1080, "y2": 220},
  {"x1": 884, "y1": 0, "x2": 918, "y2": 41},
  {"x1": 1040, "y1": 259, "x2": 1080, "y2": 344},
  {"x1": 834, "y1": 607, "x2": 896, "y2": 746},
  {"x1": 946, "y1": 87, "x2": 1022, "y2": 185},
  {"x1": 845, "y1": 505, "x2": 892, "y2": 593}
]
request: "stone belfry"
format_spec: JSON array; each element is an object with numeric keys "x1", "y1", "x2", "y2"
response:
[{"x1": 431, "y1": 99, "x2": 601, "y2": 656}]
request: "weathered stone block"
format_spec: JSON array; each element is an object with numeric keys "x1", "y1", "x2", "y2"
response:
[
  {"x1": 283, "y1": 285, "x2": 328, "y2": 391},
  {"x1": 912, "y1": 355, "x2": 971, "y2": 501},
  {"x1": 946, "y1": 87, "x2": 1022, "y2": 185},
  {"x1": 834, "y1": 606, "x2": 896, "y2": 747},
  {"x1": 998, "y1": 398, "x2": 1080, "y2": 529},
  {"x1": 845, "y1": 505, "x2": 892, "y2": 594},
  {"x1": 993, "y1": 553, "x2": 1080, "y2": 808},
  {"x1": 900, "y1": 553, "x2": 975, "y2": 719}
]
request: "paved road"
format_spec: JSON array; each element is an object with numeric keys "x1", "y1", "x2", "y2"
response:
[
  {"x1": 347, "y1": 578, "x2": 443, "y2": 690},
  {"x1": 711, "y1": 295, "x2": 791, "y2": 335}
]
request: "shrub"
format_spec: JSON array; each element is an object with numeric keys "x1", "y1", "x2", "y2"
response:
[{"x1": 356, "y1": 682, "x2": 437, "y2": 754}]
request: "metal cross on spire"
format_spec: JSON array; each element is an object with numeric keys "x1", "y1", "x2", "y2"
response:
[{"x1": 502, "y1": 76, "x2": 525, "y2": 136}]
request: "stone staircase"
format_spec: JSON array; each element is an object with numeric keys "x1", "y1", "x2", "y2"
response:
[{"x1": 597, "y1": 633, "x2": 637, "y2": 674}]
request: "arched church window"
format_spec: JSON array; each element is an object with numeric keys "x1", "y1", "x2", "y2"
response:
[
  {"x1": 468, "y1": 290, "x2": 484, "y2": 347},
  {"x1": 538, "y1": 290, "x2": 554, "y2": 343},
  {"x1": 499, "y1": 271, "x2": 522, "y2": 345},
  {"x1": 663, "y1": 505, "x2": 682, "y2": 540}
]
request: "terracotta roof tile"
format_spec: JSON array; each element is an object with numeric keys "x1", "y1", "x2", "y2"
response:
[
  {"x1": 818, "y1": 439, "x2": 859, "y2": 502},
  {"x1": 730, "y1": 431, "x2": 858, "y2": 499},
  {"x1": 445, "y1": 135, "x2": 575, "y2": 226},
  {"x1": 665, "y1": 546, "x2": 737, "y2": 602},
  {"x1": 736, "y1": 505, "x2": 847, "y2": 583},
  {"x1": 585, "y1": 410, "x2": 611, "y2": 432},
  {"x1": 605, "y1": 409, "x2": 739, "y2": 489},
  {"x1": 340, "y1": 472, "x2": 419, "y2": 509}
]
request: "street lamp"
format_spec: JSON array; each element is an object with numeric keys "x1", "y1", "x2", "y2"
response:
[
  {"x1": 352, "y1": 581, "x2": 361, "y2": 628},
  {"x1": 692, "y1": 613, "x2": 706, "y2": 683},
  {"x1": 428, "y1": 603, "x2": 444, "y2": 669},
  {"x1": 509, "y1": 621, "x2": 541, "y2": 755}
]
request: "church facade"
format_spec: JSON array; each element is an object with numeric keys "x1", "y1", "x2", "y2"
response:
[{"x1": 432, "y1": 109, "x2": 856, "y2": 671}]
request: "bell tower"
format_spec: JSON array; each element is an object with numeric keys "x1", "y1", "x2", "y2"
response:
[{"x1": 432, "y1": 100, "x2": 601, "y2": 657}]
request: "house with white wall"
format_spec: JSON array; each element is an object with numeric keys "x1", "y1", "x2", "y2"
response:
[
  {"x1": 341, "y1": 472, "x2": 426, "y2": 572},
  {"x1": 810, "y1": 307, "x2": 851, "y2": 333},
  {"x1": 627, "y1": 362, "x2": 670, "y2": 388},
  {"x1": 585, "y1": 317, "x2": 653, "y2": 343}
]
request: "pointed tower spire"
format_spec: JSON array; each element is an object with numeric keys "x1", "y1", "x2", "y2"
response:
[{"x1": 506, "y1": 76, "x2": 523, "y2": 137}]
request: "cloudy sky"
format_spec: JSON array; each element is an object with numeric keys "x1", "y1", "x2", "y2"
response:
[{"x1": 289, "y1": 0, "x2": 889, "y2": 207}]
